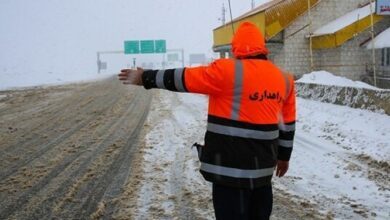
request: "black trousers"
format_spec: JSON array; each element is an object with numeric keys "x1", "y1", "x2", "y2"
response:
[{"x1": 212, "y1": 183, "x2": 273, "y2": 220}]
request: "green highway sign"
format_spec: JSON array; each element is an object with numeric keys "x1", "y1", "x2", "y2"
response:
[
  {"x1": 140, "y1": 40, "x2": 155, "y2": 53},
  {"x1": 155, "y1": 40, "x2": 166, "y2": 53},
  {"x1": 124, "y1": 39, "x2": 166, "y2": 54},
  {"x1": 124, "y1": 41, "x2": 140, "y2": 54}
]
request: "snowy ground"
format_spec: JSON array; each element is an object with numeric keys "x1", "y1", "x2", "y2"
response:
[
  {"x1": 279, "y1": 98, "x2": 390, "y2": 219},
  {"x1": 118, "y1": 91, "x2": 213, "y2": 219},
  {"x1": 129, "y1": 88, "x2": 390, "y2": 219},
  {"x1": 0, "y1": 71, "x2": 113, "y2": 91},
  {"x1": 297, "y1": 71, "x2": 380, "y2": 90},
  {"x1": 2, "y1": 70, "x2": 389, "y2": 219}
]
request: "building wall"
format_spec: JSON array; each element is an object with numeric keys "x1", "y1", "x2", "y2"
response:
[
  {"x1": 315, "y1": 18, "x2": 390, "y2": 80},
  {"x1": 269, "y1": 0, "x2": 390, "y2": 81}
]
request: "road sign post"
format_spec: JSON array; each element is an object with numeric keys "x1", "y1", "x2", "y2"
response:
[{"x1": 97, "y1": 50, "x2": 124, "y2": 73}]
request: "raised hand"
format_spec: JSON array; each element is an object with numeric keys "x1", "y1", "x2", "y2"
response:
[{"x1": 118, "y1": 67, "x2": 144, "y2": 85}]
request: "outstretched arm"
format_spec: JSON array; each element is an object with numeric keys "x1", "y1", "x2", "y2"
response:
[
  {"x1": 119, "y1": 67, "x2": 188, "y2": 92},
  {"x1": 118, "y1": 62, "x2": 225, "y2": 95}
]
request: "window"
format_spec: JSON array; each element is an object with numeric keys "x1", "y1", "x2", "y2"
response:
[
  {"x1": 383, "y1": 48, "x2": 390, "y2": 66},
  {"x1": 387, "y1": 48, "x2": 390, "y2": 66}
]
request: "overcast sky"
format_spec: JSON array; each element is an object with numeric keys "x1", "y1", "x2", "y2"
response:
[{"x1": 0, "y1": 0, "x2": 268, "y2": 76}]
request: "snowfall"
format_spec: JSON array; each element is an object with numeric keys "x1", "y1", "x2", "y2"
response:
[{"x1": 1, "y1": 70, "x2": 389, "y2": 219}]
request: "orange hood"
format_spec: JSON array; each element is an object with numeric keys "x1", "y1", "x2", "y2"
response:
[{"x1": 232, "y1": 22, "x2": 268, "y2": 58}]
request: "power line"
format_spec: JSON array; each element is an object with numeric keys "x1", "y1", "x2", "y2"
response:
[{"x1": 227, "y1": 0, "x2": 235, "y2": 34}]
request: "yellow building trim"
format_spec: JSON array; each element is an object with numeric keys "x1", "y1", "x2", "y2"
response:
[
  {"x1": 265, "y1": 0, "x2": 320, "y2": 39},
  {"x1": 213, "y1": 0, "x2": 321, "y2": 50},
  {"x1": 312, "y1": 14, "x2": 384, "y2": 49},
  {"x1": 213, "y1": 13, "x2": 265, "y2": 49}
]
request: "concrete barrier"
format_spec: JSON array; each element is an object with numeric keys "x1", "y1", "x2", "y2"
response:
[{"x1": 296, "y1": 82, "x2": 390, "y2": 116}]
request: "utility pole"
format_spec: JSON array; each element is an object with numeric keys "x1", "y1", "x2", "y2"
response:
[
  {"x1": 97, "y1": 52, "x2": 101, "y2": 74},
  {"x1": 308, "y1": 0, "x2": 314, "y2": 72},
  {"x1": 221, "y1": 3, "x2": 226, "y2": 25},
  {"x1": 132, "y1": 58, "x2": 136, "y2": 69},
  {"x1": 96, "y1": 50, "x2": 124, "y2": 73},
  {"x1": 181, "y1": 49, "x2": 185, "y2": 67},
  {"x1": 369, "y1": 0, "x2": 377, "y2": 87},
  {"x1": 251, "y1": 0, "x2": 255, "y2": 9}
]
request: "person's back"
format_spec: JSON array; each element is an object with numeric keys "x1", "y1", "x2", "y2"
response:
[{"x1": 118, "y1": 21, "x2": 296, "y2": 220}]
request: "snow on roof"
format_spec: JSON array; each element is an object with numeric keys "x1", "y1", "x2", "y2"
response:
[
  {"x1": 297, "y1": 70, "x2": 379, "y2": 90},
  {"x1": 366, "y1": 27, "x2": 390, "y2": 49},
  {"x1": 233, "y1": 0, "x2": 278, "y2": 21},
  {"x1": 312, "y1": 2, "x2": 375, "y2": 36},
  {"x1": 215, "y1": 0, "x2": 274, "y2": 28}
]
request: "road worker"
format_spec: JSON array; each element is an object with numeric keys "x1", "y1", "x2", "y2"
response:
[{"x1": 118, "y1": 21, "x2": 296, "y2": 220}]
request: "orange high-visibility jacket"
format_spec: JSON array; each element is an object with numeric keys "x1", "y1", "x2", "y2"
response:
[{"x1": 142, "y1": 22, "x2": 296, "y2": 188}]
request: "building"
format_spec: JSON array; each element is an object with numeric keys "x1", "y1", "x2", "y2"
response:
[{"x1": 212, "y1": 0, "x2": 390, "y2": 88}]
